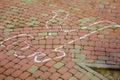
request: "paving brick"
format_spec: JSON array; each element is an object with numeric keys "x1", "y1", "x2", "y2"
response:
[
  {"x1": 57, "y1": 78, "x2": 63, "y2": 80},
  {"x1": 6, "y1": 50, "x2": 15, "y2": 55},
  {"x1": 38, "y1": 32, "x2": 48, "y2": 36},
  {"x1": 26, "y1": 77, "x2": 35, "y2": 80},
  {"x1": 69, "y1": 77, "x2": 77, "y2": 80},
  {"x1": 0, "y1": 26, "x2": 5, "y2": 29},
  {"x1": 0, "y1": 67, "x2": 5, "y2": 73},
  {"x1": 40, "y1": 66, "x2": 49, "y2": 72},
  {"x1": 69, "y1": 49, "x2": 80, "y2": 54},
  {"x1": 81, "y1": 72, "x2": 94, "y2": 80},
  {"x1": 74, "y1": 65, "x2": 87, "y2": 73},
  {"x1": 50, "y1": 73, "x2": 61, "y2": 80},
  {"x1": 98, "y1": 56, "x2": 109, "y2": 60},
  {"x1": 19, "y1": 72, "x2": 30, "y2": 79},
  {"x1": 75, "y1": 54, "x2": 86, "y2": 61},
  {"x1": 90, "y1": 76, "x2": 101, "y2": 80},
  {"x1": 36, "y1": 78, "x2": 42, "y2": 80},
  {"x1": 95, "y1": 60, "x2": 105, "y2": 64},
  {"x1": 97, "y1": 34, "x2": 104, "y2": 38},
  {"x1": 27, "y1": 65, "x2": 39, "y2": 73},
  {"x1": 5, "y1": 76, "x2": 14, "y2": 80},
  {"x1": 4, "y1": 68, "x2": 15, "y2": 75},
  {"x1": 0, "y1": 74, "x2": 6, "y2": 80},
  {"x1": 49, "y1": 32, "x2": 58, "y2": 36},
  {"x1": 106, "y1": 61, "x2": 116, "y2": 64},
  {"x1": 53, "y1": 62, "x2": 64, "y2": 69},
  {"x1": 61, "y1": 72, "x2": 72, "y2": 80},
  {"x1": 75, "y1": 45, "x2": 83, "y2": 49},
  {"x1": 12, "y1": 70, "x2": 22, "y2": 77},
  {"x1": 58, "y1": 67, "x2": 68, "y2": 74}
]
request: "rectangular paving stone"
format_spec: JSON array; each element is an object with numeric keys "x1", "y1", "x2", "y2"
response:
[
  {"x1": 74, "y1": 65, "x2": 87, "y2": 73},
  {"x1": 95, "y1": 60, "x2": 105, "y2": 64},
  {"x1": 75, "y1": 54, "x2": 86, "y2": 61},
  {"x1": 81, "y1": 72, "x2": 94, "y2": 80},
  {"x1": 27, "y1": 65, "x2": 39, "y2": 73},
  {"x1": 90, "y1": 76, "x2": 101, "y2": 80},
  {"x1": 38, "y1": 32, "x2": 48, "y2": 36},
  {"x1": 0, "y1": 26, "x2": 5, "y2": 29},
  {"x1": 69, "y1": 77, "x2": 77, "y2": 80},
  {"x1": 84, "y1": 60, "x2": 94, "y2": 63},
  {"x1": 53, "y1": 62, "x2": 64, "y2": 69},
  {"x1": 69, "y1": 49, "x2": 80, "y2": 54},
  {"x1": 6, "y1": 50, "x2": 15, "y2": 55},
  {"x1": 49, "y1": 32, "x2": 58, "y2": 36},
  {"x1": 98, "y1": 56, "x2": 109, "y2": 60},
  {"x1": 75, "y1": 45, "x2": 83, "y2": 49},
  {"x1": 106, "y1": 61, "x2": 116, "y2": 64},
  {"x1": 97, "y1": 34, "x2": 104, "y2": 38}
]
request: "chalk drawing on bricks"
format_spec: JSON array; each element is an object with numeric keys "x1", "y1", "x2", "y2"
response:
[{"x1": 0, "y1": 10, "x2": 120, "y2": 63}]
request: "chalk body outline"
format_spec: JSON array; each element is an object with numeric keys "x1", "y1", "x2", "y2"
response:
[{"x1": 0, "y1": 10, "x2": 120, "y2": 63}]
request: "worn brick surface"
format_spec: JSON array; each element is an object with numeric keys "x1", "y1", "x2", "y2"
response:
[{"x1": 0, "y1": 0, "x2": 120, "y2": 80}]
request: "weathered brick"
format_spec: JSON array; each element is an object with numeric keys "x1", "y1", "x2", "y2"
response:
[
  {"x1": 38, "y1": 32, "x2": 48, "y2": 36},
  {"x1": 69, "y1": 77, "x2": 77, "y2": 80},
  {"x1": 91, "y1": 76, "x2": 101, "y2": 80},
  {"x1": 98, "y1": 34, "x2": 104, "y2": 38},
  {"x1": 98, "y1": 56, "x2": 109, "y2": 60},
  {"x1": 27, "y1": 65, "x2": 39, "y2": 73},
  {"x1": 106, "y1": 61, "x2": 116, "y2": 64},
  {"x1": 95, "y1": 60, "x2": 105, "y2": 64},
  {"x1": 53, "y1": 62, "x2": 64, "y2": 69},
  {"x1": 69, "y1": 49, "x2": 80, "y2": 54},
  {"x1": 75, "y1": 45, "x2": 83, "y2": 49},
  {"x1": 81, "y1": 72, "x2": 94, "y2": 80},
  {"x1": 75, "y1": 54, "x2": 86, "y2": 61},
  {"x1": 0, "y1": 26, "x2": 5, "y2": 29}
]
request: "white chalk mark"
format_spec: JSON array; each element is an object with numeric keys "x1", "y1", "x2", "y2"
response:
[{"x1": 0, "y1": 9, "x2": 120, "y2": 63}]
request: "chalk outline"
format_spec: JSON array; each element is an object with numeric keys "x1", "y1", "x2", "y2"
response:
[{"x1": 0, "y1": 10, "x2": 120, "y2": 63}]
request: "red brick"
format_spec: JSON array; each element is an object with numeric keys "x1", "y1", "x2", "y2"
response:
[
  {"x1": 14, "y1": 78, "x2": 21, "y2": 80},
  {"x1": 0, "y1": 74, "x2": 6, "y2": 80},
  {"x1": 69, "y1": 68, "x2": 77, "y2": 74},
  {"x1": 0, "y1": 53, "x2": 7, "y2": 60},
  {"x1": 0, "y1": 67, "x2": 5, "y2": 73},
  {"x1": 88, "y1": 41, "x2": 95, "y2": 46},
  {"x1": 26, "y1": 77, "x2": 35, "y2": 80},
  {"x1": 32, "y1": 70, "x2": 42, "y2": 78},
  {"x1": 75, "y1": 73, "x2": 81, "y2": 79},
  {"x1": 84, "y1": 46, "x2": 94, "y2": 50},
  {"x1": 5, "y1": 76, "x2": 14, "y2": 80},
  {"x1": 86, "y1": 55, "x2": 97, "y2": 60},
  {"x1": 12, "y1": 58, "x2": 20, "y2": 64},
  {"x1": 13, "y1": 64, "x2": 21, "y2": 70},
  {"x1": 0, "y1": 59, "x2": 9, "y2": 66},
  {"x1": 4, "y1": 62, "x2": 15, "y2": 68},
  {"x1": 20, "y1": 64, "x2": 31, "y2": 71},
  {"x1": 18, "y1": 59, "x2": 29, "y2": 66},
  {"x1": 61, "y1": 72, "x2": 72, "y2": 80},
  {"x1": 12, "y1": 70, "x2": 22, "y2": 77},
  {"x1": 43, "y1": 72, "x2": 51, "y2": 79},
  {"x1": 48, "y1": 67, "x2": 56, "y2": 73},
  {"x1": 19, "y1": 72, "x2": 30, "y2": 79},
  {"x1": 50, "y1": 73, "x2": 61, "y2": 80},
  {"x1": 4, "y1": 68, "x2": 15, "y2": 75},
  {"x1": 45, "y1": 60, "x2": 56, "y2": 67},
  {"x1": 40, "y1": 66, "x2": 48, "y2": 72},
  {"x1": 58, "y1": 67, "x2": 68, "y2": 74},
  {"x1": 81, "y1": 50, "x2": 91, "y2": 55},
  {"x1": 95, "y1": 47, "x2": 105, "y2": 51}
]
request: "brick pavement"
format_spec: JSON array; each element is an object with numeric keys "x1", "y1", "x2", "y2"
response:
[{"x1": 0, "y1": 0, "x2": 120, "y2": 80}]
